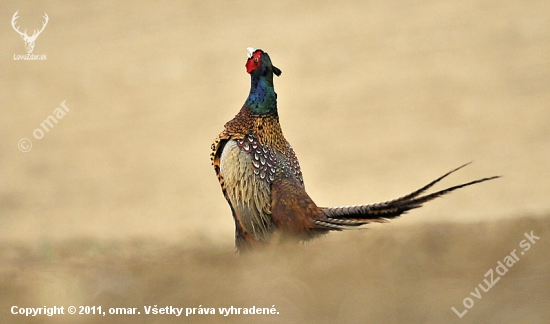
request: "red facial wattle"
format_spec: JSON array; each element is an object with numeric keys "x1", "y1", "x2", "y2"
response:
[{"x1": 246, "y1": 51, "x2": 262, "y2": 74}]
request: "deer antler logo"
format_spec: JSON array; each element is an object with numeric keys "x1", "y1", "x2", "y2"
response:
[{"x1": 11, "y1": 11, "x2": 49, "y2": 54}]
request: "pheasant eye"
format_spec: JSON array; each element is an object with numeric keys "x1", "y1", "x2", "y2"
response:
[{"x1": 245, "y1": 51, "x2": 262, "y2": 73}]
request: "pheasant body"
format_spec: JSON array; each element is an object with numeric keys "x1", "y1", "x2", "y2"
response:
[
  {"x1": 211, "y1": 48, "x2": 499, "y2": 251},
  {"x1": 217, "y1": 107, "x2": 305, "y2": 242}
]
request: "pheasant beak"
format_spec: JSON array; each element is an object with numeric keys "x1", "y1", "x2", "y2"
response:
[{"x1": 246, "y1": 47, "x2": 256, "y2": 59}]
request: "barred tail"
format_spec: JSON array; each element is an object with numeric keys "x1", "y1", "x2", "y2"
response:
[{"x1": 313, "y1": 163, "x2": 500, "y2": 230}]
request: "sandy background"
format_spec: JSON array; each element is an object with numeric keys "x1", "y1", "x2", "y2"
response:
[{"x1": 1, "y1": 0, "x2": 549, "y2": 323}]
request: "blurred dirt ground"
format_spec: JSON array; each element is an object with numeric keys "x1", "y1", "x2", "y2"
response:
[
  {"x1": 1, "y1": 216, "x2": 549, "y2": 323},
  {"x1": 1, "y1": 0, "x2": 549, "y2": 323}
]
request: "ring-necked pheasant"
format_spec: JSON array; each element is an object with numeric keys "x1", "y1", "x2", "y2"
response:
[{"x1": 211, "y1": 48, "x2": 499, "y2": 251}]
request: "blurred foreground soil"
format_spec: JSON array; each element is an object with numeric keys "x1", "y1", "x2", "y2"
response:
[{"x1": 1, "y1": 215, "x2": 549, "y2": 323}]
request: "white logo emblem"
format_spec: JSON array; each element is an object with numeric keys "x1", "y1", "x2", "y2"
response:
[{"x1": 11, "y1": 11, "x2": 48, "y2": 54}]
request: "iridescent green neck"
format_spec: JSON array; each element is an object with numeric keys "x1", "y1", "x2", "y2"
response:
[{"x1": 245, "y1": 74, "x2": 277, "y2": 115}]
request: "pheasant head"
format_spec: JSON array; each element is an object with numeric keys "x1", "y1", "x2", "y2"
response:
[
  {"x1": 245, "y1": 48, "x2": 282, "y2": 114},
  {"x1": 246, "y1": 47, "x2": 282, "y2": 78}
]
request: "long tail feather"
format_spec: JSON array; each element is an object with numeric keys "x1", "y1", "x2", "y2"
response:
[
  {"x1": 314, "y1": 164, "x2": 500, "y2": 231},
  {"x1": 376, "y1": 162, "x2": 473, "y2": 206}
]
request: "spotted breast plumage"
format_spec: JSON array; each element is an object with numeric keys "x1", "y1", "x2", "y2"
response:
[{"x1": 211, "y1": 47, "x2": 499, "y2": 251}]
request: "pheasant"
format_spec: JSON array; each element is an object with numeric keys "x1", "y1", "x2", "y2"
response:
[{"x1": 211, "y1": 48, "x2": 499, "y2": 251}]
